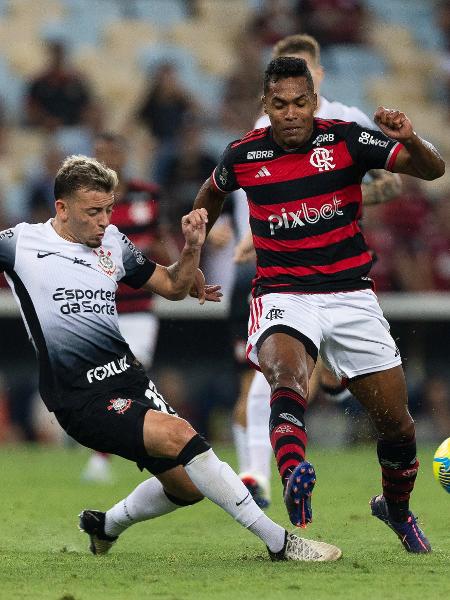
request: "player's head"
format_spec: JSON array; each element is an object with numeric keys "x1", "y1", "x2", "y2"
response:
[
  {"x1": 54, "y1": 155, "x2": 118, "y2": 248},
  {"x1": 262, "y1": 56, "x2": 317, "y2": 150},
  {"x1": 272, "y1": 34, "x2": 324, "y2": 95},
  {"x1": 94, "y1": 132, "x2": 127, "y2": 174}
]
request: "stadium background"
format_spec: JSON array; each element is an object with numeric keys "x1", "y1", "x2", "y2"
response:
[{"x1": 0, "y1": 0, "x2": 450, "y2": 449}]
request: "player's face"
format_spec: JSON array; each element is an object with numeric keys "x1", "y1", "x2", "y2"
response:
[
  {"x1": 263, "y1": 77, "x2": 317, "y2": 150},
  {"x1": 59, "y1": 188, "x2": 115, "y2": 248}
]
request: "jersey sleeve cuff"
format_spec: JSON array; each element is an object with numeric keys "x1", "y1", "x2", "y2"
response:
[
  {"x1": 385, "y1": 142, "x2": 403, "y2": 171},
  {"x1": 121, "y1": 260, "x2": 156, "y2": 289},
  {"x1": 211, "y1": 170, "x2": 229, "y2": 194}
]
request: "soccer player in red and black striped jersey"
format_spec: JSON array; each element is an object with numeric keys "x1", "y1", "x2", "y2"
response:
[{"x1": 193, "y1": 57, "x2": 445, "y2": 553}]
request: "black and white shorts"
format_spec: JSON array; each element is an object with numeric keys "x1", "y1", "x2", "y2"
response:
[{"x1": 54, "y1": 379, "x2": 179, "y2": 475}]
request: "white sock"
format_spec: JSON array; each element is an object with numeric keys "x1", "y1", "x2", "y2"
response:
[
  {"x1": 184, "y1": 448, "x2": 285, "y2": 552},
  {"x1": 232, "y1": 423, "x2": 249, "y2": 473},
  {"x1": 247, "y1": 371, "x2": 272, "y2": 481},
  {"x1": 105, "y1": 477, "x2": 179, "y2": 537}
]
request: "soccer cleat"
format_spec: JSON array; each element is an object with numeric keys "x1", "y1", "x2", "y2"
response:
[
  {"x1": 268, "y1": 530, "x2": 342, "y2": 562},
  {"x1": 240, "y1": 472, "x2": 271, "y2": 509},
  {"x1": 370, "y1": 495, "x2": 431, "y2": 553},
  {"x1": 79, "y1": 509, "x2": 118, "y2": 555},
  {"x1": 284, "y1": 461, "x2": 316, "y2": 528}
]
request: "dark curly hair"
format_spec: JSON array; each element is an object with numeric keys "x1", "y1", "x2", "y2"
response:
[{"x1": 263, "y1": 56, "x2": 314, "y2": 95}]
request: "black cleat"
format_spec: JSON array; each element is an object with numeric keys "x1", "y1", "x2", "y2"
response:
[{"x1": 79, "y1": 509, "x2": 118, "y2": 555}]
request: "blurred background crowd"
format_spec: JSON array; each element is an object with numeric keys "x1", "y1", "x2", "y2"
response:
[{"x1": 0, "y1": 0, "x2": 450, "y2": 452}]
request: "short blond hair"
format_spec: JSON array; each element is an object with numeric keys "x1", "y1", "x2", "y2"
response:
[
  {"x1": 272, "y1": 34, "x2": 320, "y2": 66},
  {"x1": 54, "y1": 155, "x2": 118, "y2": 200}
]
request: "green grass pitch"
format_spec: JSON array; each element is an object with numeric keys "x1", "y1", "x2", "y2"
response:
[{"x1": 0, "y1": 444, "x2": 448, "y2": 600}]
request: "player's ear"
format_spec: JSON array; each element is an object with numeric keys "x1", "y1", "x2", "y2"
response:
[
  {"x1": 55, "y1": 199, "x2": 69, "y2": 222},
  {"x1": 261, "y1": 95, "x2": 267, "y2": 114}
]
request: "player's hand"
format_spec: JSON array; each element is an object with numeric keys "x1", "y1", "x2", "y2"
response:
[
  {"x1": 373, "y1": 107, "x2": 415, "y2": 142},
  {"x1": 181, "y1": 208, "x2": 208, "y2": 249},
  {"x1": 189, "y1": 268, "x2": 222, "y2": 304}
]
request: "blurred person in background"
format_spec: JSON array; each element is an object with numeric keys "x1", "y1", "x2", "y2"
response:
[
  {"x1": 194, "y1": 55, "x2": 445, "y2": 553},
  {"x1": 25, "y1": 40, "x2": 93, "y2": 131},
  {"x1": 81, "y1": 132, "x2": 178, "y2": 482},
  {"x1": 25, "y1": 146, "x2": 64, "y2": 224},
  {"x1": 294, "y1": 0, "x2": 368, "y2": 48},
  {"x1": 159, "y1": 118, "x2": 236, "y2": 298},
  {"x1": 229, "y1": 34, "x2": 402, "y2": 509},
  {"x1": 136, "y1": 62, "x2": 197, "y2": 185}
]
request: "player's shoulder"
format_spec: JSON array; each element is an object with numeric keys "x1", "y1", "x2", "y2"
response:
[
  {"x1": 0, "y1": 221, "x2": 41, "y2": 240},
  {"x1": 229, "y1": 127, "x2": 271, "y2": 150},
  {"x1": 319, "y1": 97, "x2": 374, "y2": 129}
]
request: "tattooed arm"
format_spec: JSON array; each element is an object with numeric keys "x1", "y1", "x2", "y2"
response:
[{"x1": 142, "y1": 208, "x2": 221, "y2": 302}]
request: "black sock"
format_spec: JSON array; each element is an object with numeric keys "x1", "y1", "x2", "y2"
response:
[
  {"x1": 377, "y1": 436, "x2": 419, "y2": 522},
  {"x1": 269, "y1": 387, "x2": 307, "y2": 484}
]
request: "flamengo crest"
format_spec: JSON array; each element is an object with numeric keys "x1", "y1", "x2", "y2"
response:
[{"x1": 309, "y1": 147, "x2": 335, "y2": 172}]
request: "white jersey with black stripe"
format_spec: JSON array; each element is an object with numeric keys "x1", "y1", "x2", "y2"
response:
[{"x1": 0, "y1": 220, "x2": 155, "y2": 411}]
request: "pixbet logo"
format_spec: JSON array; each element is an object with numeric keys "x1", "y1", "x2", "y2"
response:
[
  {"x1": 87, "y1": 355, "x2": 130, "y2": 383},
  {"x1": 309, "y1": 147, "x2": 335, "y2": 171},
  {"x1": 268, "y1": 196, "x2": 343, "y2": 235}
]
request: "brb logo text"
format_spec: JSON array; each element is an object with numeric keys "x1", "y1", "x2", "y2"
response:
[{"x1": 268, "y1": 196, "x2": 343, "y2": 236}]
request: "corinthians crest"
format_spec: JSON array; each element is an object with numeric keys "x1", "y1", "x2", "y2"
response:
[
  {"x1": 107, "y1": 397, "x2": 132, "y2": 414},
  {"x1": 94, "y1": 248, "x2": 116, "y2": 276}
]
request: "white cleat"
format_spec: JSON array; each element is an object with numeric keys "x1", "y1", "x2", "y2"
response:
[{"x1": 268, "y1": 531, "x2": 342, "y2": 562}]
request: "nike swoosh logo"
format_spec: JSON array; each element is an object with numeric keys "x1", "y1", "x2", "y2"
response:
[
  {"x1": 236, "y1": 492, "x2": 250, "y2": 506},
  {"x1": 37, "y1": 251, "x2": 59, "y2": 258}
]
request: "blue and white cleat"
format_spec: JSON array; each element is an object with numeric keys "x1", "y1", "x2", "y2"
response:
[
  {"x1": 240, "y1": 472, "x2": 271, "y2": 509},
  {"x1": 284, "y1": 461, "x2": 316, "y2": 528},
  {"x1": 370, "y1": 495, "x2": 431, "y2": 553}
]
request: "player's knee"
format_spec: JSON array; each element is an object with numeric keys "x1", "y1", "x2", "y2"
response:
[
  {"x1": 380, "y1": 414, "x2": 415, "y2": 442},
  {"x1": 143, "y1": 411, "x2": 198, "y2": 458},
  {"x1": 164, "y1": 483, "x2": 204, "y2": 504}
]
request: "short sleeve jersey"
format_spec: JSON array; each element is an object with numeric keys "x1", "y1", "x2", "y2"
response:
[
  {"x1": 212, "y1": 119, "x2": 403, "y2": 295},
  {"x1": 0, "y1": 220, "x2": 156, "y2": 411}
]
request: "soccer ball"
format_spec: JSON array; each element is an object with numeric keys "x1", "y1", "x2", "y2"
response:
[{"x1": 433, "y1": 438, "x2": 450, "y2": 493}]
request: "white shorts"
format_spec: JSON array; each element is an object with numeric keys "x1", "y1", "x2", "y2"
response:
[
  {"x1": 118, "y1": 312, "x2": 159, "y2": 370},
  {"x1": 246, "y1": 290, "x2": 401, "y2": 381}
]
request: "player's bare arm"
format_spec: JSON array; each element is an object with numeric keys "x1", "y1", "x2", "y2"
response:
[
  {"x1": 142, "y1": 208, "x2": 221, "y2": 302},
  {"x1": 234, "y1": 228, "x2": 256, "y2": 264},
  {"x1": 362, "y1": 171, "x2": 402, "y2": 206},
  {"x1": 374, "y1": 106, "x2": 445, "y2": 180},
  {"x1": 193, "y1": 178, "x2": 227, "y2": 236}
]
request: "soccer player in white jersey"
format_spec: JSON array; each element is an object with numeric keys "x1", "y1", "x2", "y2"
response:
[
  {"x1": 0, "y1": 155, "x2": 342, "y2": 562},
  {"x1": 231, "y1": 34, "x2": 402, "y2": 508}
]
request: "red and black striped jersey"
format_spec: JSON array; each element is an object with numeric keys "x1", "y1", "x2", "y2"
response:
[
  {"x1": 113, "y1": 179, "x2": 160, "y2": 313},
  {"x1": 212, "y1": 119, "x2": 403, "y2": 295}
]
